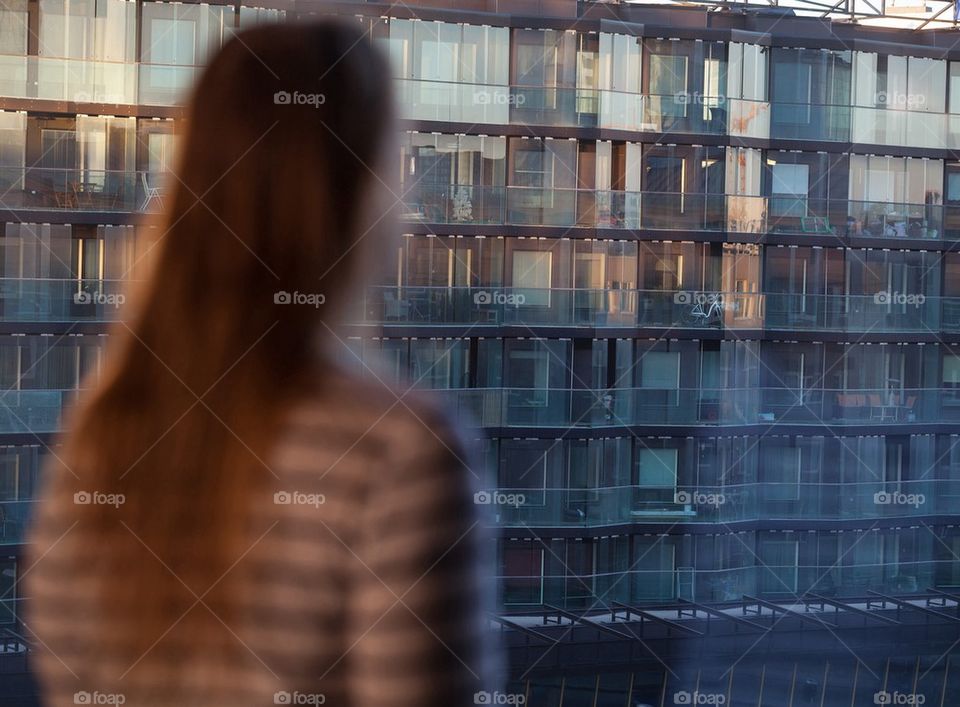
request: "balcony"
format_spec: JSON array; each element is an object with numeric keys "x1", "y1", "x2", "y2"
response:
[
  {"x1": 483, "y1": 479, "x2": 953, "y2": 528},
  {"x1": 393, "y1": 79, "x2": 960, "y2": 148},
  {"x1": 0, "y1": 390, "x2": 68, "y2": 434},
  {"x1": 0, "y1": 501, "x2": 33, "y2": 547},
  {"x1": 428, "y1": 387, "x2": 959, "y2": 429},
  {"x1": 0, "y1": 167, "x2": 163, "y2": 213},
  {"x1": 0, "y1": 281, "x2": 949, "y2": 333},
  {"x1": 500, "y1": 560, "x2": 949, "y2": 606},
  {"x1": 0, "y1": 53, "x2": 197, "y2": 107},
  {"x1": 364, "y1": 288, "x2": 952, "y2": 333},
  {"x1": 0, "y1": 279, "x2": 126, "y2": 322},
  {"x1": 400, "y1": 186, "x2": 947, "y2": 239},
  {"x1": 4, "y1": 56, "x2": 960, "y2": 148},
  {"x1": 0, "y1": 168, "x2": 950, "y2": 243}
]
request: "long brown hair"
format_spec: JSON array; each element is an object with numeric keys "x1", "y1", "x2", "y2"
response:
[{"x1": 33, "y1": 21, "x2": 393, "y2": 662}]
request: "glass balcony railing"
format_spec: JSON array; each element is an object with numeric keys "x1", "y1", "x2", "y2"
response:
[
  {"x1": 0, "y1": 167, "x2": 951, "y2": 241},
  {"x1": 483, "y1": 479, "x2": 957, "y2": 527},
  {"x1": 0, "y1": 390, "x2": 69, "y2": 434},
  {"x1": 0, "y1": 167, "x2": 163, "y2": 212},
  {"x1": 0, "y1": 501, "x2": 32, "y2": 547},
  {"x1": 500, "y1": 560, "x2": 950, "y2": 606},
  {"x1": 394, "y1": 80, "x2": 960, "y2": 148},
  {"x1": 0, "y1": 279, "x2": 127, "y2": 321},
  {"x1": 427, "y1": 387, "x2": 959, "y2": 428},
  {"x1": 5, "y1": 59, "x2": 960, "y2": 146},
  {"x1": 364, "y1": 288, "x2": 952, "y2": 333},
  {"x1": 0, "y1": 53, "x2": 199, "y2": 106},
  {"x1": 400, "y1": 186, "x2": 947, "y2": 239},
  {"x1": 0, "y1": 281, "x2": 950, "y2": 332},
  {"x1": 1, "y1": 386, "x2": 951, "y2": 435}
]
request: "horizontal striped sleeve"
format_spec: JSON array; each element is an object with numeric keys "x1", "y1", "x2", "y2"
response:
[{"x1": 343, "y1": 419, "x2": 497, "y2": 707}]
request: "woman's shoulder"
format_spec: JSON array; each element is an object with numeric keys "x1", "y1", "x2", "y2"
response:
[{"x1": 283, "y1": 369, "x2": 476, "y2": 477}]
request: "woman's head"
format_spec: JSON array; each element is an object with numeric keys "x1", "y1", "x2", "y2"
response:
[
  {"x1": 34, "y1": 20, "x2": 394, "y2": 664},
  {"x1": 150, "y1": 20, "x2": 394, "y2": 376}
]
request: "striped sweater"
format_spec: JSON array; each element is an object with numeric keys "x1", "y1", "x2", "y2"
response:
[{"x1": 25, "y1": 374, "x2": 499, "y2": 706}]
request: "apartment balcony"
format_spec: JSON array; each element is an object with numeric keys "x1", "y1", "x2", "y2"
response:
[
  {"x1": 429, "y1": 387, "x2": 959, "y2": 429},
  {"x1": 0, "y1": 282, "x2": 950, "y2": 332},
  {"x1": 499, "y1": 560, "x2": 948, "y2": 606},
  {"x1": 0, "y1": 53, "x2": 198, "y2": 107},
  {"x1": 0, "y1": 386, "x2": 949, "y2": 444},
  {"x1": 400, "y1": 186, "x2": 948, "y2": 240},
  {"x1": 0, "y1": 390, "x2": 70, "y2": 435},
  {"x1": 0, "y1": 279, "x2": 127, "y2": 322},
  {"x1": 0, "y1": 501, "x2": 32, "y2": 547},
  {"x1": 0, "y1": 59, "x2": 957, "y2": 149},
  {"x1": 365, "y1": 287, "x2": 953, "y2": 333},
  {"x1": 1, "y1": 169, "x2": 950, "y2": 245},
  {"x1": 0, "y1": 168, "x2": 164, "y2": 214},
  {"x1": 394, "y1": 79, "x2": 960, "y2": 149},
  {"x1": 481, "y1": 479, "x2": 953, "y2": 528}
]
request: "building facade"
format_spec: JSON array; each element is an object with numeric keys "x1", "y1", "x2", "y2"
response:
[{"x1": 3, "y1": 0, "x2": 960, "y2": 703}]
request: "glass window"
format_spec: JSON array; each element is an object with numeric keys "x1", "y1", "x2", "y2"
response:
[
  {"x1": 237, "y1": 6, "x2": 285, "y2": 29},
  {"x1": 0, "y1": 0, "x2": 27, "y2": 55},
  {"x1": 729, "y1": 43, "x2": 767, "y2": 101},
  {"x1": 640, "y1": 351, "x2": 679, "y2": 388},
  {"x1": 943, "y1": 354, "x2": 960, "y2": 388},
  {"x1": 141, "y1": 2, "x2": 231, "y2": 66},
  {"x1": 599, "y1": 33, "x2": 641, "y2": 94},
  {"x1": 950, "y1": 63, "x2": 960, "y2": 114},
  {"x1": 762, "y1": 444, "x2": 801, "y2": 501},
  {"x1": 39, "y1": 0, "x2": 135, "y2": 61},
  {"x1": 0, "y1": 559, "x2": 14, "y2": 623},
  {"x1": 760, "y1": 537, "x2": 799, "y2": 593},
  {"x1": 512, "y1": 29, "x2": 576, "y2": 89},
  {"x1": 501, "y1": 542, "x2": 543, "y2": 605},
  {"x1": 771, "y1": 163, "x2": 808, "y2": 217},
  {"x1": 512, "y1": 250, "x2": 551, "y2": 289},
  {"x1": 0, "y1": 112, "x2": 26, "y2": 190},
  {"x1": 638, "y1": 448, "x2": 677, "y2": 488},
  {"x1": 410, "y1": 339, "x2": 468, "y2": 389},
  {"x1": 908, "y1": 57, "x2": 946, "y2": 113},
  {"x1": 649, "y1": 53, "x2": 687, "y2": 121}
]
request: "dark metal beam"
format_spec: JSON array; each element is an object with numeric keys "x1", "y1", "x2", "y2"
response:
[
  {"x1": 742, "y1": 596, "x2": 840, "y2": 629},
  {"x1": 806, "y1": 594, "x2": 901, "y2": 626},
  {"x1": 488, "y1": 615, "x2": 556, "y2": 643},
  {"x1": 925, "y1": 587, "x2": 960, "y2": 615},
  {"x1": 611, "y1": 601, "x2": 705, "y2": 636},
  {"x1": 676, "y1": 598, "x2": 770, "y2": 631},
  {"x1": 544, "y1": 605, "x2": 636, "y2": 640},
  {"x1": 867, "y1": 591, "x2": 960, "y2": 622}
]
